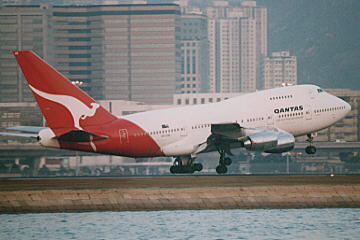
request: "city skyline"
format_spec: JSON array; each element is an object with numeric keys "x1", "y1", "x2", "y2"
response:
[
  {"x1": 1, "y1": 0, "x2": 357, "y2": 105},
  {"x1": 0, "y1": 1, "x2": 289, "y2": 104}
]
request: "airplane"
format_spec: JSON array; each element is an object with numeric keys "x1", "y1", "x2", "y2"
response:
[{"x1": 1, "y1": 51, "x2": 351, "y2": 174}]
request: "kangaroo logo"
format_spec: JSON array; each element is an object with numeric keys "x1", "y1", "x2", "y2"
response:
[{"x1": 29, "y1": 85, "x2": 99, "y2": 130}]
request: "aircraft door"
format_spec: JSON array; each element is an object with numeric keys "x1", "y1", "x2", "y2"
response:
[
  {"x1": 305, "y1": 104, "x2": 312, "y2": 120},
  {"x1": 267, "y1": 115, "x2": 274, "y2": 127},
  {"x1": 180, "y1": 126, "x2": 187, "y2": 137},
  {"x1": 119, "y1": 129, "x2": 130, "y2": 144}
]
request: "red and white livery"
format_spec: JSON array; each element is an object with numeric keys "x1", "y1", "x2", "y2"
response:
[{"x1": 5, "y1": 51, "x2": 351, "y2": 174}]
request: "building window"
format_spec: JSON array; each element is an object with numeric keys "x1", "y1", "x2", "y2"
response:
[
  {"x1": 69, "y1": 62, "x2": 91, "y2": 66},
  {"x1": 69, "y1": 70, "x2": 91, "y2": 75},
  {"x1": 181, "y1": 58, "x2": 184, "y2": 74},
  {"x1": 68, "y1": 37, "x2": 91, "y2": 42},
  {"x1": 69, "y1": 54, "x2": 91, "y2": 58},
  {"x1": 192, "y1": 56, "x2": 196, "y2": 74},
  {"x1": 68, "y1": 46, "x2": 91, "y2": 50},
  {"x1": 186, "y1": 56, "x2": 190, "y2": 74}
]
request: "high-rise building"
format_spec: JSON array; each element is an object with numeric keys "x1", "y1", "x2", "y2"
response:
[
  {"x1": 262, "y1": 51, "x2": 297, "y2": 89},
  {"x1": 206, "y1": 1, "x2": 267, "y2": 93},
  {"x1": 178, "y1": 12, "x2": 208, "y2": 94},
  {"x1": 52, "y1": 4, "x2": 181, "y2": 104},
  {"x1": 0, "y1": 4, "x2": 52, "y2": 102},
  {"x1": 0, "y1": 4, "x2": 180, "y2": 104}
]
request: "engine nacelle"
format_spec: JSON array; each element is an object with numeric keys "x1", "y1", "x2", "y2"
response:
[
  {"x1": 243, "y1": 131, "x2": 278, "y2": 151},
  {"x1": 265, "y1": 132, "x2": 295, "y2": 153},
  {"x1": 243, "y1": 131, "x2": 295, "y2": 153}
]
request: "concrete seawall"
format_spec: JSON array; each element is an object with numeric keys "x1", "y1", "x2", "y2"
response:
[{"x1": 1, "y1": 176, "x2": 360, "y2": 213}]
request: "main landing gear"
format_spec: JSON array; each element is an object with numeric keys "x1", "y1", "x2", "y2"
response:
[
  {"x1": 305, "y1": 133, "x2": 317, "y2": 154},
  {"x1": 216, "y1": 148, "x2": 232, "y2": 174},
  {"x1": 170, "y1": 156, "x2": 203, "y2": 174}
]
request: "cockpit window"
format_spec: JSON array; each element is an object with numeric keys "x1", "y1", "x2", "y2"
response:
[{"x1": 317, "y1": 88, "x2": 324, "y2": 93}]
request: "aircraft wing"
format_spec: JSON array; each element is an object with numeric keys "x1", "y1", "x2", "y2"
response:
[
  {"x1": 211, "y1": 123, "x2": 246, "y2": 139},
  {"x1": 196, "y1": 122, "x2": 295, "y2": 154},
  {"x1": 195, "y1": 123, "x2": 245, "y2": 155}
]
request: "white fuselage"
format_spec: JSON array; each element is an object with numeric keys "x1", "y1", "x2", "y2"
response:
[{"x1": 122, "y1": 85, "x2": 351, "y2": 156}]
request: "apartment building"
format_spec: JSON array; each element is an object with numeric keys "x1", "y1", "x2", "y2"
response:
[
  {"x1": 206, "y1": 1, "x2": 267, "y2": 93},
  {"x1": 262, "y1": 51, "x2": 297, "y2": 89},
  {"x1": 0, "y1": 4, "x2": 52, "y2": 103},
  {"x1": 178, "y1": 12, "x2": 208, "y2": 94}
]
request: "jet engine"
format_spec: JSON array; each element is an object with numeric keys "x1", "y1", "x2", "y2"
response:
[
  {"x1": 265, "y1": 132, "x2": 295, "y2": 153},
  {"x1": 243, "y1": 131, "x2": 295, "y2": 153}
]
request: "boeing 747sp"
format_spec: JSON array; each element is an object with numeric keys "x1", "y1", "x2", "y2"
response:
[{"x1": 1, "y1": 51, "x2": 351, "y2": 174}]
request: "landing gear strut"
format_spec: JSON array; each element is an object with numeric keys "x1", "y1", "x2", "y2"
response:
[
  {"x1": 170, "y1": 156, "x2": 203, "y2": 174},
  {"x1": 305, "y1": 133, "x2": 316, "y2": 154},
  {"x1": 216, "y1": 148, "x2": 232, "y2": 174}
]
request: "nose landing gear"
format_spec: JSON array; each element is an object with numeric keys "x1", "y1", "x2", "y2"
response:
[{"x1": 305, "y1": 133, "x2": 317, "y2": 154}]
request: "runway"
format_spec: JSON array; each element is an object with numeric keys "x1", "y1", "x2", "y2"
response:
[
  {"x1": 1, "y1": 175, "x2": 360, "y2": 191},
  {"x1": 1, "y1": 175, "x2": 360, "y2": 213}
]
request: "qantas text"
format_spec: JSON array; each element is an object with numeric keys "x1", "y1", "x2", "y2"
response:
[{"x1": 274, "y1": 105, "x2": 304, "y2": 114}]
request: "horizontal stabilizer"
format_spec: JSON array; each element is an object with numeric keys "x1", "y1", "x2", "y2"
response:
[
  {"x1": 7, "y1": 126, "x2": 46, "y2": 133},
  {"x1": 0, "y1": 132, "x2": 38, "y2": 138},
  {"x1": 54, "y1": 130, "x2": 108, "y2": 142}
]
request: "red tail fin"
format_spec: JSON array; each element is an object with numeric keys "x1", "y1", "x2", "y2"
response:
[{"x1": 13, "y1": 51, "x2": 117, "y2": 130}]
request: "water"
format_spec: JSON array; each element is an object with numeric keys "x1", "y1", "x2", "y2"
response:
[{"x1": 1, "y1": 209, "x2": 360, "y2": 240}]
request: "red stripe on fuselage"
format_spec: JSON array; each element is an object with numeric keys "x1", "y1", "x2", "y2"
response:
[{"x1": 57, "y1": 118, "x2": 164, "y2": 157}]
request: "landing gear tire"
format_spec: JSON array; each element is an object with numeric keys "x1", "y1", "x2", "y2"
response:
[
  {"x1": 305, "y1": 145, "x2": 316, "y2": 154},
  {"x1": 223, "y1": 157, "x2": 232, "y2": 166},
  {"x1": 170, "y1": 165, "x2": 195, "y2": 174},
  {"x1": 170, "y1": 165, "x2": 176, "y2": 174},
  {"x1": 216, "y1": 147, "x2": 232, "y2": 174},
  {"x1": 216, "y1": 164, "x2": 227, "y2": 174},
  {"x1": 170, "y1": 157, "x2": 202, "y2": 174},
  {"x1": 305, "y1": 133, "x2": 317, "y2": 155},
  {"x1": 193, "y1": 163, "x2": 203, "y2": 172}
]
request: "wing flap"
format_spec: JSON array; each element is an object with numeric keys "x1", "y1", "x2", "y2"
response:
[
  {"x1": 194, "y1": 123, "x2": 245, "y2": 155},
  {"x1": 211, "y1": 123, "x2": 245, "y2": 139}
]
